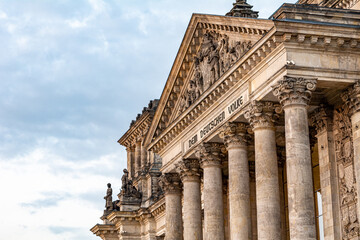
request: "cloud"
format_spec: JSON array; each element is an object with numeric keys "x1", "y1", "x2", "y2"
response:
[{"x1": 0, "y1": 0, "x2": 298, "y2": 239}]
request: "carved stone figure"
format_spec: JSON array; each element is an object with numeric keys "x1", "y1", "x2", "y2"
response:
[
  {"x1": 104, "y1": 183, "x2": 113, "y2": 211},
  {"x1": 121, "y1": 169, "x2": 129, "y2": 190},
  {"x1": 177, "y1": 31, "x2": 253, "y2": 116}
]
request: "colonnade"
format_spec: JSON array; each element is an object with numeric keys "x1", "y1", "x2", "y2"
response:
[{"x1": 160, "y1": 76, "x2": 322, "y2": 240}]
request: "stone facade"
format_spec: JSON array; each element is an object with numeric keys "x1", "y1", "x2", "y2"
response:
[{"x1": 91, "y1": 1, "x2": 360, "y2": 239}]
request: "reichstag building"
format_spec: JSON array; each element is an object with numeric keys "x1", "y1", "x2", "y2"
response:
[{"x1": 91, "y1": 0, "x2": 360, "y2": 239}]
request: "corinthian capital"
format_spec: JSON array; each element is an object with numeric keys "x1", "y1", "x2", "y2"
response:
[
  {"x1": 159, "y1": 173, "x2": 182, "y2": 194},
  {"x1": 244, "y1": 101, "x2": 281, "y2": 130},
  {"x1": 341, "y1": 80, "x2": 360, "y2": 115},
  {"x1": 309, "y1": 105, "x2": 333, "y2": 134},
  {"x1": 272, "y1": 76, "x2": 317, "y2": 107},
  {"x1": 219, "y1": 122, "x2": 249, "y2": 149},
  {"x1": 197, "y1": 142, "x2": 224, "y2": 168},
  {"x1": 176, "y1": 159, "x2": 201, "y2": 182}
]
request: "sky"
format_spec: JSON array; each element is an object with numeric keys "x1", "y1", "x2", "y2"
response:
[{"x1": 0, "y1": 0, "x2": 297, "y2": 239}]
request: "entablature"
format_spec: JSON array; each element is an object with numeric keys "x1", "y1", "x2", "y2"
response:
[{"x1": 148, "y1": 4, "x2": 360, "y2": 156}]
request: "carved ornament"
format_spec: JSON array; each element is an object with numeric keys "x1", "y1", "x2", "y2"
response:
[
  {"x1": 272, "y1": 76, "x2": 317, "y2": 108},
  {"x1": 244, "y1": 101, "x2": 281, "y2": 130},
  {"x1": 178, "y1": 31, "x2": 252, "y2": 115},
  {"x1": 333, "y1": 103, "x2": 359, "y2": 240},
  {"x1": 341, "y1": 80, "x2": 360, "y2": 116},
  {"x1": 219, "y1": 122, "x2": 249, "y2": 149},
  {"x1": 176, "y1": 159, "x2": 201, "y2": 182},
  {"x1": 197, "y1": 142, "x2": 224, "y2": 168},
  {"x1": 309, "y1": 105, "x2": 333, "y2": 134},
  {"x1": 158, "y1": 173, "x2": 182, "y2": 194}
]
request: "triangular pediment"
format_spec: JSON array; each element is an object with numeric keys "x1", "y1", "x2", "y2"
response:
[{"x1": 145, "y1": 14, "x2": 274, "y2": 146}]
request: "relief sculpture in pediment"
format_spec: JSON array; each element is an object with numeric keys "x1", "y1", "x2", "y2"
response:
[{"x1": 178, "y1": 31, "x2": 252, "y2": 114}]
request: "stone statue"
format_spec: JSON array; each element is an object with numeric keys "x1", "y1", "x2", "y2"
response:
[
  {"x1": 104, "y1": 183, "x2": 113, "y2": 211},
  {"x1": 121, "y1": 169, "x2": 129, "y2": 190}
]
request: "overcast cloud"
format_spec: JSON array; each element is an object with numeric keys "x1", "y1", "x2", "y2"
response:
[{"x1": 0, "y1": 0, "x2": 296, "y2": 239}]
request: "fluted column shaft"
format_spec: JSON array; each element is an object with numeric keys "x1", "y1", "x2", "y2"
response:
[
  {"x1": 245, "y1": 101, "x2": 281, "y2": 240},
  {"x1": 159, "y1": 173, "x2": 183, "y2": 240},
  {"x1": 177, "y1": 159, "x2": 202, "y2": 240},
  {"x1": 220, "y1": 123, "x2": 251, "y2": 240},
  {"x1": 199, "y1": 143, "x2": 225, "y2": 240},
  {"x1": 273, "y1": 76, "x2": 317, "y2": 240}
]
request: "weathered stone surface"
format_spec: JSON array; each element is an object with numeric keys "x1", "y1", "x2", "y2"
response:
[
  {"x1": 159, "y1": 173, "x2": 183, "y2": 240},
  {"x1": 198, "y1": 143, "x2": 225, "y2": 240},
  {"x1": 176, "y1": 159, "x2": 202, "y2": 240},
  {"x1": 220, "y1": 122, "x2": 252, "y2": 240},
  {"x1": 246, "y1": 101, "x2": 281, "y2": 240},
  {"x1": 273, "y1": 76, "x2": 317, "y2": 240}
]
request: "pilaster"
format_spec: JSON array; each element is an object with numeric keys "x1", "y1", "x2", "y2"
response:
[
  {"x1": 341, "y1": 81, "x2": 360, "y2": 238},
  {"x1": 310, "y1": 105, "x2": 341, "y2": 240}
]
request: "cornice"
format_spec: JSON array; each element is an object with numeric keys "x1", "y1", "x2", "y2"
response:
[
  {"x1": 90, "y1": 224, "x2": 117, "y2": 237},
  {"x1": 148, "y1": 9, "x2": 360, "y2": 154},
  {"x1": 118, "y1": 111, "x2": 153, "y2": 148}
]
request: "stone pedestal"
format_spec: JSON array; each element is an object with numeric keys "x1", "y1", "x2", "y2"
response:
[
  {"x1": 273, "y1": 76, "x2": 317, "y2": 240},
  {"x1": 198, "y1": 143, "x2": 225, "y2": 240},
  {"x1": 159, "y1": 173, "x2": 183, "y2": 240},
  {"x1": 245, "y1": 101, "x2": 281, "y2": 240},
  {"x1": 220, "y1": 122, "x2": 251, "y2": 240},
  {"x1": 177, "y1": 159, "x2": 202, "y2": 240}
]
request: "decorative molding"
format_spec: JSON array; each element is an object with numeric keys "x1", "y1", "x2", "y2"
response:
[
  {"x1": 245, "y1": 101, "x2": 281, "y2": 130},
  {"x1": 272, "y1": 76, "x2": 317, "y2": 108}
]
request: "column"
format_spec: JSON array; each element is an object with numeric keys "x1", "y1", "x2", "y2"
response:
[
  {"x1": 310, "y1": 106, "x2": 341, "y2": 240},
  {"x1": 245, "y1": 101, "x2": 281, "y2": 239},
  {"x1": 135, "y1": 139, "x2": 142, "y2": 176},
  {"x1": 141, "y1": 142, "x2": 148, "y2": 168},
  {"x1": 177, "y1": 159, "x2": 202, "y2": 240},
  {"x1": 126, "y1": 147, "x2": 133, "y2": 179},
  {"x1": 159, "y1": 173, "x2": 183, "y2": 240},
  {"x1": 198, "y1": 143, "x2": 225, "y2": 240},
  {"x1": 220, "y1": 122, "x2": 251, "y2": 240},
  {"x1": 277, "y1": 147, "x2": 288, "y2": 240},
  {"x1": 272, "y1": 76, "x2": 317, "y2": 240},
  {"x1": 130, "y1": 146, "x2": 135, "y2": 178}
]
